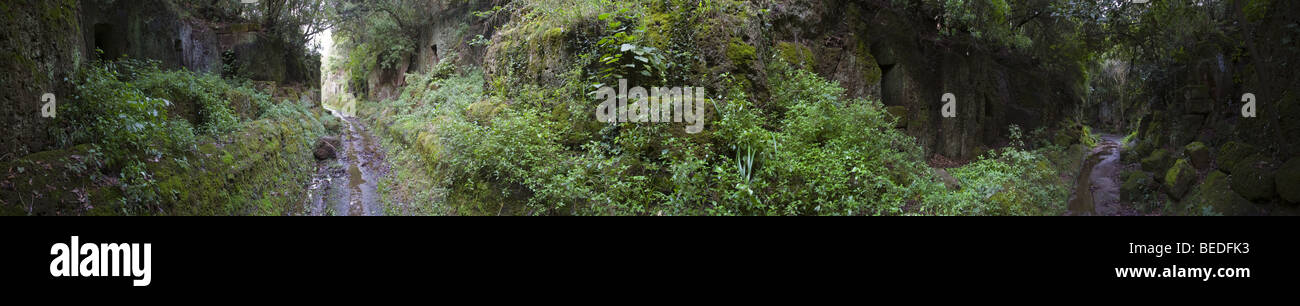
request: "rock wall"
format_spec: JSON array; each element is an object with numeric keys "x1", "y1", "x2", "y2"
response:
[
  {"x1": 1123, "y1": 0, "x2": 1300, "y2": 212},
  {"x1": 0, "y1": 0, "x2": 323, "y2": 160},
  {"x1": 80, "y1": 0, "x2": 221, "y2": 73},
  {"x1": 0, "y1": 0, "x2": 86, "y2": 160},
  {"x1": 771, "y1": 1, "x2": 1083, "y2": 160},
  {"x1": 368, "y1": 0, "x2": 503, "y2": 101}
]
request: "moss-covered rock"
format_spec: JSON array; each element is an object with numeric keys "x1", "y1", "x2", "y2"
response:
[
  {"x1": 1164, "y1": 159, "x2": 1196, "y2": 200},
  {"x1": 933, "y1": 168, "x2": 960, "y2": 190},
  {"x1": 1229, "y1": 154, "x2": 1276, "y2": 201},
  {"x1": 1180, "y1": 171, "x2": 1259, "y2": 215},
  {"x1": 726, "y1": 37, "x2": 757, "y2": 70},
  {"x1": 775, "y1": 41, "x2": 816, "y2": 69},
  {"x1": 855, "y1": 40, "x2": 882, "y2": 86},
  {"x1": 1141, "y1": 149, "x2": 1173, "y2": 175},
  {"x1": 1217, "y1": 141, "x2": 1259, "y2": 173},
  {"x1": 1185, "y1": 141, "x2": 1211, "y2": 169},
  {"x1": 1276, "y1": 157, "x2": 1300, "y2": 204}
]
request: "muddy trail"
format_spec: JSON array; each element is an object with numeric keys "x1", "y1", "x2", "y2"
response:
[
  {"x1": 1067, "y1": 134, "x2": 1138, "y2": 216},
  {"x1": 304, "y1": 114, "x2": 390, "y2": 216}
]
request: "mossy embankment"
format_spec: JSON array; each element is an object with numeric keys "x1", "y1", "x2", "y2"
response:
[{"x1": 1, "y1": 60, "x2": 333, "y2": 216}]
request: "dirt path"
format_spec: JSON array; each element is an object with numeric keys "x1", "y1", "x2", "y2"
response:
[
  {"x1": 1067, "y1": 134, "x2": 1135, "y2": 216},
  {"x1": 300, "y1": 29, "x2": 390, "y2": 216},
  {"x1": 305, "y1": 114, "x2": 389, "y2": 216}
]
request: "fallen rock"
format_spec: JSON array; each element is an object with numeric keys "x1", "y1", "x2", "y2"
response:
[
  {"x1": 313, "y1": 136, "x2": 341, "y2": 160},
  {"x1": 1216, "y1": 141, "x2": 1259, "y2": 173},
  {"x1": 1277, "y1": 157, "x2": 1300, "y2": 204},
  {"x1": 1164, "y1": 159, "x2": 1196, "y2": 200},
  {"x1": 1185, "y1": 142, "x2": 1211, "y2": 169},
  {"x1": 1182, "y1": 171, "x2": 1259, "y2": 215},
  {"x1": 1230, "y1": 154, "x2": 1276, "y2": 201},
  {"x1": 1141, "y1": 149, "x2": 1172, "y2": 175},
  {"x1": 934, "y1": 169, "x2": 961, "y2": 190}
]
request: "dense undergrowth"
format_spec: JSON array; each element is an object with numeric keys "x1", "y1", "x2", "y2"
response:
[
  {"x1": 364, "y1": 57, "x2": 1074, "y2": 216},
  {"x1": 347, "y1": 0, "x2": 1083, "y2": 215}
]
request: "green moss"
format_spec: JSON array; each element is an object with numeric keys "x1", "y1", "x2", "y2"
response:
[
  {"x1": 40, "y1": 0, "x2": 77, "y2": 35},
  {"x1": 1217, "y1": 141, "x2": 1259, "y2": 172},
  {"x1": 1164, "y1": 159, "x2": 1196, "y2": 200},
  {"x1": 856, "y1": 40, "x2": 882, "y2": 85},
  {"x1": 641, "y1": 11, "x2": 675, "y2": 49},
  {"x1": 1230, "y1": 154, "x2": 1276, "y2": 201},
  {"x1": 775, "y1": 41, "x2": 816, "y2": 69},
  {"x1": 1141, "y1": 149, "x2": 1172, "y2": 174},
  {"x1": 1181, "y1": 171, "x2": 1257, "y2": 215},
  {"x1": 726, "y1": 37, "x2": 757, "y2": 69}
]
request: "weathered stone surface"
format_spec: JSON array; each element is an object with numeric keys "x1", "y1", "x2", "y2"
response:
[
  {"x1": 1217, "y1": 141, "x2": 1259, "y2": 173},
  {"x1": 1141, "y1": 149, "x2": 1173, "y2": 175},
  {"x1": 1171, "y1": 114, "x2": 1204, "y2": 148},
  {"x1": 314, "y1": 136, "x2": 341, "y2": 160},
  {"x1": 934, "y1": 169, "x2": 961, "y2": 190},
  {"x1": 1230, "y1": 154, "x2": 1277, "y2": 201},
  {"x1": 1181, "y1": 171, "x2": 1260, "y2": 215},
  {"x1": 1185, "y1": 142, "x2": 1211, "y2": 169},
  {"x1": 1276, "y1": 157, "x2": 1300, "y2": 204},
  {"x1": 1164, "y1": 159, "x2": 1197, "y2": 200},
  {"x1": 0, "y1": 0, "x2": 86, "y2": 159}
]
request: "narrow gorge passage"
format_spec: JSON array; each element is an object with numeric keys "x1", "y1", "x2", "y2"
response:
[
  {"x1": 1068, "y1": 134, "x2": 1135, "y2": 216},
  {"x1": 304, "y1": 29, "x2": 391, "y2": 216}
]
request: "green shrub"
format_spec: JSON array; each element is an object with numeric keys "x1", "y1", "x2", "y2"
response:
[
  {"x1": 921, "y1": 125, "x2": 1070, "y2": 215},
  {"x1": 63, "y1": 60, "x2": 183, "y2": 164},
  {"x1": 135, "y1": 69, "x2": 240, "y2": 135}
]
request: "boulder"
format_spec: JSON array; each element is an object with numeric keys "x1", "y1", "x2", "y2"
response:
[
  {"x1": 1229, "y1": 154, "x2": 1276, "y2": 201},
  {"x1": 1141, "y1": 149, "x2": 1173, "y2": 175},
  {"x1": 1277, "y1": 157, "x2": 1300, "y2": 204},
  {"x1": 1216, "y1": 141, "x2": 1259, "y2": 173},
  {"x1": 1181, "y1": 171, "x2": 1259, "y2": 215},
  {"x1": 934, "y1": 169, "x2": 961, "y2": 190},
  {"x1": 1164, "y1": 159, "x2": 1197, "y2": 200},
  {"x1": 313, "y1": 136, "x2": 341, "y2": 160},
  {"x1": 1185, "y1": 142, "x2": 1211, "y2": 169}
]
